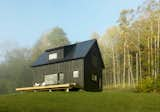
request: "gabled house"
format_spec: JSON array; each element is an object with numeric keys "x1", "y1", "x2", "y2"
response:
[{"x1": 32, "y1": 39, "x2": 104, "y2": 91}]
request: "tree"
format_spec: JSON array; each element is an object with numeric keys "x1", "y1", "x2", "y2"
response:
[
  {"x1": 32, "y1": 27, "x2": 70, "y2": 60},
  {"x1": 90, "y1": 32, "x2": 101, "y2": 40},
  {"x1": 97, "y1": 0, "x2": 160, "y2": 88},
  {"x1": 0, "y1": 27, "x2": 71, "y2": 94}
]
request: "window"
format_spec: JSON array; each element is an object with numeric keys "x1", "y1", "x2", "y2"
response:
[
  {"x1": 92, "y1": 74, "x2": 97, "y2": 81},
  {"x1": 44, "y1": 74, "x2": 58, "y2": 85},
  {"x1": 73, "y1": 71, "x2": 79, "y2": 78},
  {"x1": 58, "y1": 73, "x2": 64, "y2": 83},
  {"x1": 49, "y1": 53, "x2": 57, "y2": 60}
]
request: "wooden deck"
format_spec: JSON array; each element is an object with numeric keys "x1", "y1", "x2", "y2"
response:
[{"x1": 16, "y1": 83, "x2": 76, "y2": 92}]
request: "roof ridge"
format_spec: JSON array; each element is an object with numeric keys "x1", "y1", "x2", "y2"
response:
[{"x1": 45, "y1": 39, "x2": 96, "y2": 52}]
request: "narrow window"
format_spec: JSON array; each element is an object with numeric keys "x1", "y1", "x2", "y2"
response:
[
  {"x1": 58, "y1": 73, "x2": 64, "y2": 83},
  {"x1": 92, "y1": 74, "x2": 97, "y2": 81},
  {"x1": 49, "y1": 53, "x2": 57, "y2": 60},
  {"x1": 73, "y1": 71, "x2": 79, "y2": 78}
]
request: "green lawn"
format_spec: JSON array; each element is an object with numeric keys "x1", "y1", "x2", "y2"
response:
[{"x1": 0, "y1": 90, "x2": 160, "y2": 112}]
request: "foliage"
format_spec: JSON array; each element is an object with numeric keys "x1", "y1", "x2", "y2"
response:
[
  {"x1": 92, "y1": 0, "x2": 160, "y2": 89},
  {"x1": 32, "y1": 27, "x2": 70, "y2": 60},
  {"x1": 0, "y1": 27, "x2": 70, "y2": 94},
  {"x1": 136, "y1": 76, "x2": 154, "y2": 92},
  {"x1": 136, "y1": 76, "x2": 160, "y2": 93},
  {"x1": 0, "y1": 48, "x2": 33, "y2": 94}
]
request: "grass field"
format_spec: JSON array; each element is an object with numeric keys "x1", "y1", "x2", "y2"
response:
[{"x1": 0, "y1": 90, "x2": 160, "y2": 112}]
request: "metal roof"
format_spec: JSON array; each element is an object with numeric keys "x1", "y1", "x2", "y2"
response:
[{"x1": 32, "y1": 39, "x2": 97, "y2": 67}]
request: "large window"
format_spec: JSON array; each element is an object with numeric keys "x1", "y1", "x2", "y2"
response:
[
  {"x1": 49, "y1": 53, "x2": 57, "y2": 60},
  {"x1": 44, "y1": 74, "x2": 58, "y2": 85},
  {"x1": 73, "y1": 71, "x2": 79, "y2": 78}
]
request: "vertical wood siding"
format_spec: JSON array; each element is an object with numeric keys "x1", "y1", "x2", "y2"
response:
[
  {"x1": 84, "y1": 42, "x2": 103, "y2": 91},
  {"x1": 33, "y1": 59, "x2": 84, "y2": 88}
]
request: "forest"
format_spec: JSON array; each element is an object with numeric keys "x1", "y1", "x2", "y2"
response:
[{"x1": 0, "y1": 0, "x2": 160, "y2": 94}]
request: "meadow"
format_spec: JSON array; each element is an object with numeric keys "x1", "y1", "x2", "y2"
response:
[{"x1": 0, "y1": 90, "x2": 160, "y2": 112}]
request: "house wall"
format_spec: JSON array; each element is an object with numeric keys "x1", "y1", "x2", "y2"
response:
[
  {"x1": 84, "y1": 42, "x2": 103, "y2": 91},
  {"x1": 32, "y1": 59, "x2": 84, "y2": 88}
]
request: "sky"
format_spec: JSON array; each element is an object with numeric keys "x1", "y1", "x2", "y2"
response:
[{"x1": 0, "y1": 0, "x2": 145, "y2": 48}]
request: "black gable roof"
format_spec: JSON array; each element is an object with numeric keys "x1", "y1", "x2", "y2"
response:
[{"x1": 32, "y1": 39, "x2": 97, "y2": 67}]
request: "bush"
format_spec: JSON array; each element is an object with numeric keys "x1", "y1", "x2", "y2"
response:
[
  {"x1": 153, "y1": 75, "x2": 160, "y2": 92},
  {"x1": 136, "y1": 77, "x2": 154, "y2": 92},
  {"x1": 136, "y1": 76, "x2": 160, "y2": 93}
]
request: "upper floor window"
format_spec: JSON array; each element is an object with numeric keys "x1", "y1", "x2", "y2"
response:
[{"x1": 49, "y1": 53, "x2": 57, "y2": 60}]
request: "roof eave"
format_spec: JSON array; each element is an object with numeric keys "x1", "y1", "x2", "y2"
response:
[{"x1": 31, "y1": 57, "x2": 85, "y2": 68}]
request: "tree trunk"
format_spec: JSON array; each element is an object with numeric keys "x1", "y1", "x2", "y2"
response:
[
  {"x1": 129, "y1": 55, "x2": 135, "y2": 88},
  {"x1": 112, "y1": 45, "x2": 116, "y2": 88},
  {"x1": 148, "y1": 37, "x2": 151, "y2": 76},
  {"x1": 151, "y1": 23, "x2": 154, "y2": 78},
  {"x1": 116, "y1": 51, "x2": 120, "y2": 87},
  {"x1": 136, "y1": 53, "x2": 139, "y2": 85},
  {"x1": 123, "y1": 36, "x2": 126, "y2": 88},
  {"x1": 154, "y1": 36, "x2": 157, "y2": 79},
  {"x1": 138, "y1": 32, "x2": 142, "y2": 86},
  {"x1": 157, "y1": 19, "x2": 160, "y2": 77},
  {"x1": 127, "y1": 49, "x2": 131, "y2": 87}
]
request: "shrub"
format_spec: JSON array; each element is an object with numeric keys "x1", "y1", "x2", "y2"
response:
[
  {"x1": 136, "y1": 76, "x2": 154, "y2": 92},
  {"x1": 153, "y1": 75, "x2": 160, "y2": 92},
  {"x1": 136, "y1": 76, "x2": 160, "y2": 93}
]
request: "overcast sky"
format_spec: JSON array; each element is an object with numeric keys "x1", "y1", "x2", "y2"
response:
[{"x1": 0, "y1": 0, "x2": 145, "y2": 47}]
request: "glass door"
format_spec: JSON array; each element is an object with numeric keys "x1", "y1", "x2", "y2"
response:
[{"x1": 44, "y1": 74, "x2": 58, "y2": 85}]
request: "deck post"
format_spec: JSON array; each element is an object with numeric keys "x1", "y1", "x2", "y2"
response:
[
  {"x1": 66, "y1": 88, "x2": 69, "y2": 92},
  {"x1": 49, "y1": 89, "x2": 52, "y2": 92}
]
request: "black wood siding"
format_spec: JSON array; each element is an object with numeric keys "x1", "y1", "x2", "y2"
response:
[
  {"x1": 84, "y1": 42, "x2": 103, "y2": 91},
  {"x1": 33, "y1": 59, "x2": 84, "y2": 88}
]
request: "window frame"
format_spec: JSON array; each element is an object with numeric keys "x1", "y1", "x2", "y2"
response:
[{"x1": 49, "y1": 53, "x2": 58, "y2": 60}]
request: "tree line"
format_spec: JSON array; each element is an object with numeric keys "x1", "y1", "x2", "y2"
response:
[
  {"x1": 0, "y1": 27, "x2": 70, "y2": 94},
  {"x1": 94, "y1": 0, "x2": 160, "y2": 90}
]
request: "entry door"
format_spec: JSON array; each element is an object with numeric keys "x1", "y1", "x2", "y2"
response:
[
  {"x1": 58, "y1": 73, "x2": 64, "y2": 84},
  {"x1": 44, "y1": 74, "x2": 58, "y2": 85}
]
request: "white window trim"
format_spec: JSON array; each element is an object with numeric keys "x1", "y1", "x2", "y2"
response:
[
  {"x1": 49, "y1": 53, "x2": 57, "y2": 60},
  {"x1": 73, "y1": 71, "x2": 79, "y2": 78}
]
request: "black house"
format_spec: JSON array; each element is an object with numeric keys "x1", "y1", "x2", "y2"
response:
[{"x1": 32, "y1": 39, "x2": 104, "y2": 91}]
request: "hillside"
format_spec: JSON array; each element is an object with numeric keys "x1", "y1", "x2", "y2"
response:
[{"x1": 0, "y1": 90, "x2": 160, "y2": 112}]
